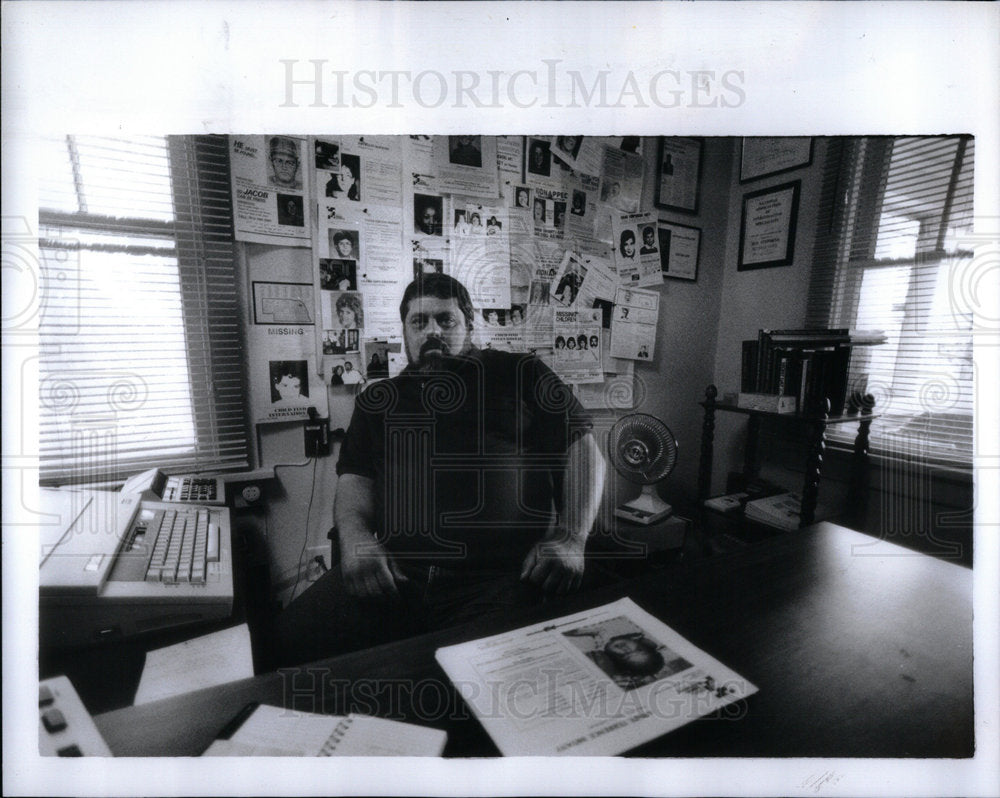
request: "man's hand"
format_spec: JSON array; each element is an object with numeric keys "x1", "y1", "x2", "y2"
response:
[
  {"x1": 335, "y1": 473, "x2": 407, "y2": 599},
  {"x1": 340, "y1": 538, "x2": 407, "y2": 599},
  {"x1": 520, "y1": 534, "x2": 587, "y2": 595}
]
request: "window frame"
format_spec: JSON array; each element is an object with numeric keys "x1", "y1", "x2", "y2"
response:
[{"x1": 809, "y1": 136, "x2": 974, "y2": 472}]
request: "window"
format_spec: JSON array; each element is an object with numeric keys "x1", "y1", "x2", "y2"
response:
[
  {"x1": 38, "y1": 135, "x2": 249, "y2": 485},
  {"x1": 809, "y1": 136, "x2": 974, "y2": 469}
]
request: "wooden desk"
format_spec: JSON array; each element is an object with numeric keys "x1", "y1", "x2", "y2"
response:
[{"x1": 94, "y1": 523, "x2": 973, "y2": 758}]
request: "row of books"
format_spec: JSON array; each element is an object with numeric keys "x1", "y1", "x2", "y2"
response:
[{"x1": 740, "y1": 328, "x2": 886, "y2": 415}]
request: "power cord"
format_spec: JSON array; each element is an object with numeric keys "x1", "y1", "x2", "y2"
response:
[{"x1": 288, "y1": 457, "x2": 319, "y2": 604}]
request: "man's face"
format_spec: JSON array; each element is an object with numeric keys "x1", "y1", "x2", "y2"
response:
[
  {"x1": 336, "y1": 237, "x2": 353, "y2": 257},
  {"x1": 403, "y1": 296, "x2": 470, "y2": 369},
  {"x1": 606, "y1": 638, "x2": 658, "y2": 672},
  {"x1": 271, "y1": 152, "x2": 299, "y2": 185},
  {"x1": 643, "y1": 229, "x2": 655, "y2": 247},
  {"x1": 344, "y1": 362, "x2": 353, "y2": 372}
]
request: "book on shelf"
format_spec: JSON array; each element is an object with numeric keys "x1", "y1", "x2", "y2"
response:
[
  {"x1": 202, "y1": 705, "x2": 447, "y2": 757},
  {"x1": 434, "y1": 597, "x2": 757, "y2": 756},
  {"x1": 766, "y1": 328, "x2": 887, "y2": 347},
  {"x1": 744, "y1": 491, "x2": 803, "y2": 531},
  {"x1": 737, "y1": 392, "x2": 798, "y2": 413},
  {"x1": 744, "y1": 328, "x2": 885, "y2": 415}
]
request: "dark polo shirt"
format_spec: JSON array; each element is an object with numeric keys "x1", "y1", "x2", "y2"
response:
[{"x1": 336, "y1": 348, "x2": 592, "y2": 568}]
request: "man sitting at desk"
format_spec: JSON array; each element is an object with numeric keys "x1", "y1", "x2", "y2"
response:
[{"x1": 270, "y1": 274, "x2": 605, "y2": 667}]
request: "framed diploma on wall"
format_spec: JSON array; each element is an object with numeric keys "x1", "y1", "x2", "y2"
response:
[
  {"x1": 655, "y1": 137, "x2": 703, "y2": 214},
  {"x1": 738, "y1": 181, "x2": 800, "y2": 271},
  {"x1": 740, "y1": 137, "x2": 813, "y2": 183}
]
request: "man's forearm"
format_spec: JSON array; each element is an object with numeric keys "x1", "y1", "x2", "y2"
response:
[
  {"x1": 559, "y1": 433, "x2": 606, "y2": 542},
  {"x1": 334, "y1": 473, "x2": 380, "y2": 555}
]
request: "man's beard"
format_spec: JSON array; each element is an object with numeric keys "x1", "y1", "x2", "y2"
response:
[{"x1": 411, "y1": 335, "x2": 469, "y2": 371}]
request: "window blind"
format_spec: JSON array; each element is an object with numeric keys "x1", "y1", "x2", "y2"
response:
[
  {"x1": 38, "y1": 135, "x2": 249, "y2": 485},
  {"x1": 807, "y1": 136, "x2": 975, "y2": 468}
]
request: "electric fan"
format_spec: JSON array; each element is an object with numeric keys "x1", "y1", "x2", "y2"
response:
[{"x1": 607, "y1": 413, "x2": 679, "y2": 525}]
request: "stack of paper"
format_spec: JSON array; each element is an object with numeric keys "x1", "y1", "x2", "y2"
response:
[
  {"x1": 703, "y1": 492, "x2": 748, "y2": 514},
  {"x1": 744, "y1": 491, "x2": 802, "y2": 530}
]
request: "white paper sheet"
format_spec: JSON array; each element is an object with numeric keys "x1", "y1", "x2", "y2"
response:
[{"x1": 134, "y1": 623, "x2": 254, "y2": 705}]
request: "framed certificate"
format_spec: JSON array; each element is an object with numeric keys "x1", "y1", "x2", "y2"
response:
[
  {"x1": 655, "y1": 137, "x2": 702, "y2": 214},
  {"x1": 740, "y1": 137, "x2": 813, "y2": 183},
  {"x1": 738, "y1": 181, "x2": 801, "y2": 271},
  {"x1": 657, "y1": 222, "x2": 701, "y2": 281}
]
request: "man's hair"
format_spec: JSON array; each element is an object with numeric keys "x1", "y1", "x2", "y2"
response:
[{"x1": 399, "y1": 273, "x2": 475, "y2": 331}]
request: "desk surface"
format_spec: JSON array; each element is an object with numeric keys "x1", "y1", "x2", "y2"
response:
[{"x1": 94, "y1": 522, "x2": 973, "y2": 758}]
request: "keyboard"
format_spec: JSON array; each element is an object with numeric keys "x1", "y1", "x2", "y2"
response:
[
  {"x1": 39, "y1": 675, "x2": 112, "y2": 756},
  {"x1": 140, "y1": 507, "x2": 217, "y2": 584}
]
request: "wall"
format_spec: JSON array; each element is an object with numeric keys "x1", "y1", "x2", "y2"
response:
[
  {"x1": 628, "y1": 138, "x2": 733, "y2": 511},
  {"x1": 238, "y1": 243, "x2": 342, "y2": 604},
  {"x1": 708, "y1": 137, "x2": 831, "y2": 496}
]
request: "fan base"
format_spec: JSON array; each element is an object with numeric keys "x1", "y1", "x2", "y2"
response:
[{"x1": 614, "y1": 503, "x2": 673, "y2": 526}]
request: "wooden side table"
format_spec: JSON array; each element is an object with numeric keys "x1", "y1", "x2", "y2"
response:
[{"x1": 697, "y1": 384, "x2": 876, "y2": 529}]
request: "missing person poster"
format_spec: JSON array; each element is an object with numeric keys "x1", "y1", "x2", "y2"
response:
[
  {"x1": 449, "y1": 199, "x2": 512, "y2": 309},
  {"x1": 338, "y1": 136, "x2": 404, "y2": 207},
  {"x1": 433, "y1": 135, "x2": 500, "y2": 198},
  {"x1": 229, "y1": 135, "x2": 311, "y2": 246},
  {"x1": 476, "y1": 305, "x2": 526, "y2": 352},
  {"x1": 613, "y1": 211, "x2": 662, "y2": 287},
  {"x1": 611, "y1": 286, "x2": 659, "y2": 362},
  {"x1": 552, "y1": 307, "x2": 603, "y2": 384},
  {"x1": 248, "y1": 281, "x2": 327, "y2": 423},
  {"x1": 599, "y1": 145, "x2": 643, "y2": 213},
  {"x1": 435, "y1": 598, "x2": 757, "y2": 756}
]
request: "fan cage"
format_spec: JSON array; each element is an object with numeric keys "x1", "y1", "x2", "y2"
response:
[{"x1": 606, "y1": 413, "x2": 678, "y2": 485}]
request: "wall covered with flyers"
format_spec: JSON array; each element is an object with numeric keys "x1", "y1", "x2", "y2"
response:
[
  {"x1": 231, "y1": 135, "x2": 737, "y2": 594},
  {"x1": 232, "y1": 135, "x2": 723, "y2": 428}
]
